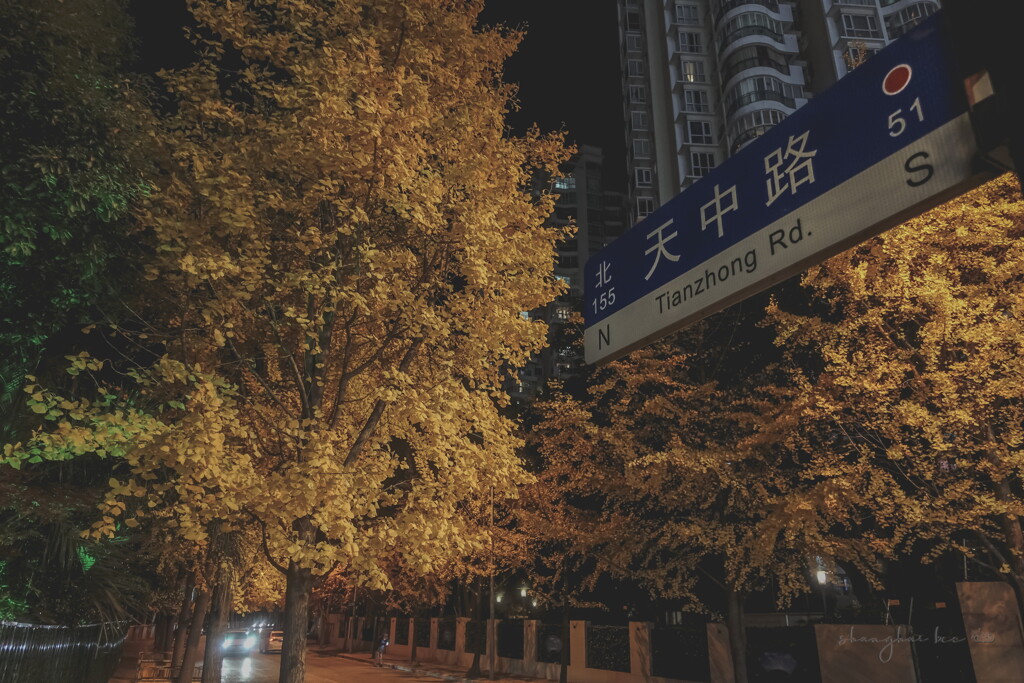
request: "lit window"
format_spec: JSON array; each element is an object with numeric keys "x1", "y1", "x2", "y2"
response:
[
  {"x1": 554, "y1": 176, "x2": 576, "y2": 190},
  {"x1": 680, "y1": 60, "x2": 706, "y2": 83}
]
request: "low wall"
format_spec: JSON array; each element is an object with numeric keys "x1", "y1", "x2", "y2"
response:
[{"x1": 324, "y1": 584, "x2": 1024, "y2": 683}]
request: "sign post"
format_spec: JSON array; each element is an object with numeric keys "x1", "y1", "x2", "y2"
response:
[{"x1": 584, "y1": 14, "x2": 1001, "y2": 366}]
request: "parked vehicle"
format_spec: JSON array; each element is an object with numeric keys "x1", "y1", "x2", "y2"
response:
[{"x1": 261, "y1": 630, "x2": 284, "y2": 654}]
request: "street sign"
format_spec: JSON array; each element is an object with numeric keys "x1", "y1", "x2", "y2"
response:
[{"x1": 584, "y1": 13, "x2": 992, "y2": 365}]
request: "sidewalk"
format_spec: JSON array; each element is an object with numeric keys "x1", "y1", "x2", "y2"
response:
[{"x1": 323, "y1": 649, "x2": 549, "y2": 683}]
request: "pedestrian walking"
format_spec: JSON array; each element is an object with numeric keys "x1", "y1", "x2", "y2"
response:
[{"x1": 374, "y1": 633, "x2": 389, "y2": 667}]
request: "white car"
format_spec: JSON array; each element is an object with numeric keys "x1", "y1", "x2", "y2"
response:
[{"x1": 261, "y1": 630, "x2": 284, "y2": 654}]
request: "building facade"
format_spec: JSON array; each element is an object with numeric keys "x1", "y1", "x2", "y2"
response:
[
  {"x1": 509, "y1": 145, "x2": 627, "y2": 402},
  {"x1": 619, "y1": 0, "x2": 941, "y2": 225}
]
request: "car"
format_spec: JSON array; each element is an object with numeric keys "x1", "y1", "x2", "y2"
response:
[
  {"x1": 261, "y1": 630, "x2": 284, "y2": 654},
  {"x1": 221, "y1": 629, "x2": 257, "y2": 656}
]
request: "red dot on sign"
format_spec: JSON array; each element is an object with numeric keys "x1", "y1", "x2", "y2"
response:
[{"x1": 883, "y1": 65, "x2": 912, "y2": 95}]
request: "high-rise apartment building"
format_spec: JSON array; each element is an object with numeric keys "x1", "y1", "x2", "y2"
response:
[
  {"x1": 618, "y1": 0, "x2": 941, "y2": 225},
  {"x1": 509, "y1": 145, "x2": 627, "y2": 402}
]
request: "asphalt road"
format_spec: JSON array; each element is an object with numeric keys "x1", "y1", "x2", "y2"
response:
[{"x1": 134, "y1": 649, "x2": 460, "y2": 683}]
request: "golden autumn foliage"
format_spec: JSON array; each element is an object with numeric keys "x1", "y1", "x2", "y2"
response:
[
  {"x1": 770, "y1": 174, "x2": 1024, "y2": 602},
  {"x1": 526, "y1": 176, "x2": 1024, "y2": 625},
  {"x1": 523, "y1": 316, "x2": 865, "y2": 611},
  {"x1": 5, "y1": 1, "x2": 570, "y2": 678}
]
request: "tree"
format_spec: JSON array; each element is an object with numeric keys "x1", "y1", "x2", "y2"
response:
[
  {"x1": 6, "y1": 1, "x2": 570, "y2": 681},
  {"x1": 526, "y1": 308, "x2": 875, "y2": 683},
  {"x1": 768, "y1": 174, "x2": 1024, "y2": 612},
  {"x1": 0, "y1": 0, "x2": 157, "y2": 625},
  {"x1": 0, "y1": 0, "x2": 147, "y2": 435}
]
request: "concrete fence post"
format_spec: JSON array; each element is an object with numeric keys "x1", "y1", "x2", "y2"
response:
[{"x1": 630, "y1": 621, "x2": 654, "y2": 678}]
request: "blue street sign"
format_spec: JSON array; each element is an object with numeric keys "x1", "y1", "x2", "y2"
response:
[{"x1": 584, "y1": 13, "x2": 990, "y2": 365}]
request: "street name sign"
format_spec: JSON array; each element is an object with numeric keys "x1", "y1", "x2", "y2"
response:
[{"x1": 584, "y1": 13, "x2": 991, "y2": 365}]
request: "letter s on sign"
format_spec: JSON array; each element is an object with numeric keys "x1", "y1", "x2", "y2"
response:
[{"x1": 905, "y1": 151, "x2": 934, "y2": 188}]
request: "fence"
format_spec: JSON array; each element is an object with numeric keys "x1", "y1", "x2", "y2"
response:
[
  {"x1": 437, "y1": 618, "x2": 457, "y2": 651},
  {"x1": 585, "y1": 623, "x2": 630, "y2": 673},
  {"x1": 536, "y1": 622, "x2": 567, "y2": 664},
  {"x1": 0, "y1": 620, "x2": 126, "y2": 683},
  {"x1": 497, "y1": 619, "x2": 524, "y2": 659},
  {"x1": 652, "y1": 622, "x2": 709, "y2": 680},
  {"x1": 465, "y1": 620, "x2": 486, "y2": 654},
  {"x1": 395, "y1": 617, "x2": 409, "y2": 645}
]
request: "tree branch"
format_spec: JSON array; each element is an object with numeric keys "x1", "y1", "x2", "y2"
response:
[{"x1": 343, "y1": 337, "x2": 424, "y2": 467}]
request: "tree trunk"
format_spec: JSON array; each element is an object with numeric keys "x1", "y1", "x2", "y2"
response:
[
  {"x1": 345, "y1": 591, "x2": 357, "y2": 653},
  {"x1": 410, "y1": 613, "x2": 419, "y2": 666},
  {"x1": 559, "y1": 602, "x2": 569, "y2": 683},
  {"x1": 154, "y1": 612, "x2": 172, "y2": 653},
  {"x1": 984, "y1": 435, "x2": 1024, "y2": 616},
  {"x1": 726, "y1": 587, "x2": 749, "y2": 683},
  {"x1": 201, "y1": 573, "x2": 232, "y2": 683},
  {"x1": 171, "y1": 574, "x2": 195, "y2": 666},
  {"x1": 175, "y1": 588, "x2": 211, "y2": 683},
  {"x1": 467, "y1": 580, "x2": 483, "y2": 678},
  {"x1": 993, "y1": 478, "x2": 1024, "y2": 614},
  {"x1": 279, "y1": 559, "x2": 314, "y2": 683}
]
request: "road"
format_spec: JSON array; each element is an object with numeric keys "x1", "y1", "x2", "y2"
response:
[{"x1": 167, "y1": 650, "x2": 458, "y2": 683}]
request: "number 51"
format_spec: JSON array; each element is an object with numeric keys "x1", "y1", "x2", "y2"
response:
[{"x1": 888, "y1": 97, "x2": 924, "y2": 137}]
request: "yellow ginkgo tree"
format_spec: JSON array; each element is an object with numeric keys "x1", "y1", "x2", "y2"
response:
[
  {"x1": 5, "y1": 1, "x2": 569, "y2": 680},
  {"x1": 141, "y1": 1, "x2": 568, "y2": 679},
  {"x1": 524, "y1": 312, "x2": 873, "y2": 683},
  {"x1": 769, "y1": 175, "x2": 1024, "y2": 613}
]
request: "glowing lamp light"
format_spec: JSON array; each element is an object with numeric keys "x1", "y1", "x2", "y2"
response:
[{"x1": 816, "y1": 570, "x2": 827, "y2": 585}]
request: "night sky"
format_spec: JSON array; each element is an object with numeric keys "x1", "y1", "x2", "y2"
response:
[
  {"x1": 478, "y1": 0, "x2": 626, "y2": 191},
  {"x1": 128, "y1": 0, "x2": 627, "y2": 190}
]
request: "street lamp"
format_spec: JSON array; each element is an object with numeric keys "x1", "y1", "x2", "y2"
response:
[{"x1": 816, "y1": 570, "x2": 828, "y2": 617}]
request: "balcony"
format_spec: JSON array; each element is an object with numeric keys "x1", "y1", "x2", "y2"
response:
[
  {"x1": 714, "y1": 0, "x2": 780, "y2": 24},
  {"x1": 719, "y1": 24, "x2": 784, "y2": 47},
  {"x1": 721, "y1": 46, "x2": 790, "y2": 84},
  {"x1": 725, "y1": 89, "x2": 795, "y2": 117}
]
